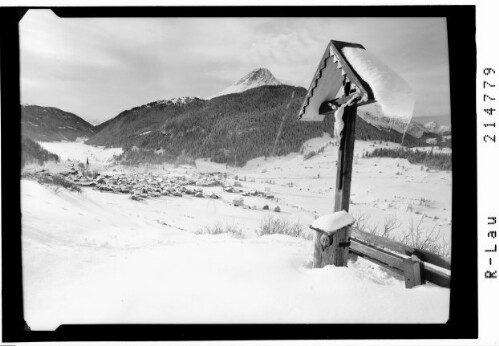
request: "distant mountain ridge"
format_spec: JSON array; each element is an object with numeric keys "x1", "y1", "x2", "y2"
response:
[
  {"x1": 21, "y1": 105, "x2": 96, "y2": 142},
  {"x1": 22, "y1": 68, "x2": 451, "y2": 167},
  {"x1": 414, "y1": 114, "x2": 451, "y2": 127},
  {"x1": 358, "y1": 107, "x2": 451, "y2": 138},
  {"x1": 424, "y1": 121, "x2": 450, "y2": 134},
  {"x1": 85, "y1": 83, "x2": 432, "y2": 166}
]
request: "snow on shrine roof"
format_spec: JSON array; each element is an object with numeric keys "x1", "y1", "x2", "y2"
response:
[
  {"x1": 311, "y1": 210, "x2": 356, "y2": 235},
  {"x1": 342, "y1": 47, "x2": 415, "y2": 123},
  {"x1": 298, "y1": 40, "x2": 375, "y2": 122},
  {"x1": 298, "y1": 40, "x2": 415, "y2": 125}
]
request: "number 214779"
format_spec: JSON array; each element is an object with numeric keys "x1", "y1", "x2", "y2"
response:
[{"x1": 483, "y1": 67, "x2": 496, "y2": 143}]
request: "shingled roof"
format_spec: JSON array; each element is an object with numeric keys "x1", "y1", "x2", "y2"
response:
[{"x1": 298, "y1": 40, "x2": 375, "y2": 122}]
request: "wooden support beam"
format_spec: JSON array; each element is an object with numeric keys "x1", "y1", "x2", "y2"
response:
[
  {"x1": 313, "y1": 83, "x2": 358, "y2": 268},
  {"x1": 334, "y1": 86, "x2": 357, "y2": 213},
  {"x1": 350, "y1": 239, "x2": 405, "y2": 272},
  {"x1": 329, "y1": 103, "x2": 356, "y2": 267}
]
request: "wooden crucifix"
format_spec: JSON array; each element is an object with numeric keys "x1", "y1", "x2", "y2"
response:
[{"x1": 298, "y1": 40, "x2": 375, "y2": 268}]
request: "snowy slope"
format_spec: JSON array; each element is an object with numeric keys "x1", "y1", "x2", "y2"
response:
[
  {"x1": 211, "y1": 68, "x2": 283, "y2": 98},
  {"x1": 38, "y1": 140, "x2": 122, "y2": 164},
  {"x1": 22, "y1": 179, "x2": 449, "y2": 329},
  {"x1": 22, "y1": 135, "x2": 452, "y2": 329}
]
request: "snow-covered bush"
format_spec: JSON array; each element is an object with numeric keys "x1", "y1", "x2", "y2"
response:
[
  {"x1": 195, "y1": 222, "x2": 244, "y2": 238},
  {"x1": 257, "y1": 216, "x2": 312, "y2": 240},
  {"x1": 304, "y1": 150, "x2": 317, "y2": 160},
  {"x1": 37, "y1": 174, "x2": 81, "y2": 193}
]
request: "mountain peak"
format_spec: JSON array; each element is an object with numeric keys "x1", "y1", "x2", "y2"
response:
[
  {"x1": 424, "y1": 121, "x2": 450, "y2": 134},
  {"x1": 211, "y1": 68, "x2": 283, "y2": 98},
  {"x1": 236, "y1": 67, "x2": 280, "y2": 84}
]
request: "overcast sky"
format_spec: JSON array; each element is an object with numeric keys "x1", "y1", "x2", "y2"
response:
[{"x1": 20, "y1": 10, "x2": 450, "y2": 125}]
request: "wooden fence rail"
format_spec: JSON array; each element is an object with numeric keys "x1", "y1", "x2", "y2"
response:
[{"x1": 348, "y1": 227, "x2": 451, "y2": 288}]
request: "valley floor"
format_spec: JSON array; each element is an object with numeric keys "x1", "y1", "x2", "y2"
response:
[{"x1": 22, "y1": 135, "x2": 452, "y2": 329}]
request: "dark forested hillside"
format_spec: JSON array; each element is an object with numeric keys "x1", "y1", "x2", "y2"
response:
[
  {"x1": 88, "y1": 85, "x2": 428, "y2": 166},
  {"x1": 86, "y1": 97, "x2": 207, "y2": 147},
  {"x1": 365, "y1": 147, "x2": 452, "y2": 171},
  {"x1": 21, "y1": 136, "x2": 60, "y2": 167},
  {"x1": 21, "y1": 105, "x2": 96, "y2": 141}
]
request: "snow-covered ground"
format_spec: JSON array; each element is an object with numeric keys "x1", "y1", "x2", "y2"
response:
[{"x1": 22, "y1": 135, "x2": 452, "y2": 329}]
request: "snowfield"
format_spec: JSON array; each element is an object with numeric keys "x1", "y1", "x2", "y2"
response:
[
  {"x1": 38, "y1": 139, "x2": 122, "y2": 164},
  {"x1": 22, "y1": 135, "x2": 451, "y2": 329}
]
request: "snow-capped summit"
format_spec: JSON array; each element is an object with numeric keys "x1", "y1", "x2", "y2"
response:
[
  {"x1": 211, "y1": 68, "x2": 283, "y2": 98},
  {"x1": 424, "y1": 121, "x2": 450, "y2": 134},
  {"x1": 131, "y1": 97, "x2": 204, "y2": 111},
  {"x1": 153, "y1": 96, "x2": 202, "y2": 106}
]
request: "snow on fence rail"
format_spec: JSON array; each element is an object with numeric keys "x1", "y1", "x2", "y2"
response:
[{"x1": 349, "y1": 227, "x2": 451, "y2": 288}]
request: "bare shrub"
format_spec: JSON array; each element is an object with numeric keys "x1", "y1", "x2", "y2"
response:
[
  {"x1": 398, "y1": 217, "x2": 450, "y2": 258},
  {"x1": 195, "y1": 222, "x2": 244, "y2": 238},
  {"x1": 38, "y1": 174, "x2": 82, "y2": 193},
  {"x1": 352, "y1": 212, "x2": 369, "y2": 232},
  {"x1": 366, "y1": 222, "x2": 380, "y2": 236},
  {"x1": 304, "y1": 150, "x2": 317, "y2": 160},
  {"x1": 418, "y1": 197, "x2": 432, "y2": 208},
  {"x1": 257, "y1": 215, "x2": 311, "y2": 239},
  {"x1": 353, "y1": 212, "x2": 380, "y2": 236},
  {"x1": 353, "y1": 212, "x2": 449, "y2": 259},
  {"x1": 381, "y1": 215, "x2": 402, "y2": 238}
]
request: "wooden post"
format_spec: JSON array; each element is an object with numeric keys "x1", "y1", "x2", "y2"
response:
[
  {"x1": 332, "y1": 84, "x2": 357, "y2": 266},
  {"x1": 332, "y1": 226, "x2": 353, "y2": 267},
  {"x1": 334, "y1": 92, "x2": 357, "y2": 212},
  {"x1": 312, "y1": 83, "x2": 357, "y2": 268},
  {"x1": 313, "y1": 226, "x2": 353, "y2": 268},
  {"x1": 403, "y1": 255, "x2": 424, "y2": 288}
]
